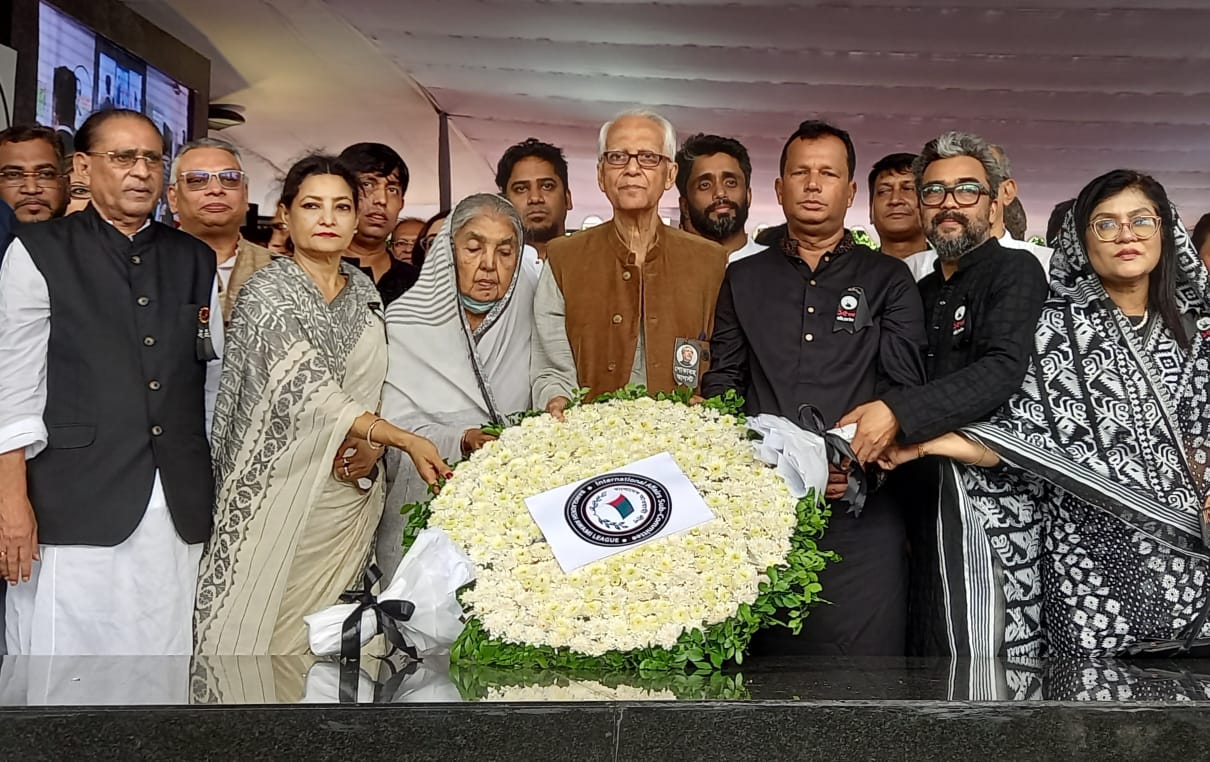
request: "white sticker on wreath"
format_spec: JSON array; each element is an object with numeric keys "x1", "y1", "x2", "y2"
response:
[{"x1": 525, "y1": 452, "x2": 716, "y2": 573}]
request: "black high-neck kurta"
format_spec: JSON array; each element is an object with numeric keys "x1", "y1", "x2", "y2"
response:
[{"x1": 702, "y1": 228, "x2": 928, "y2": 656}]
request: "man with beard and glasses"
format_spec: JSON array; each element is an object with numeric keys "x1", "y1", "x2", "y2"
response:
[
  {"x1": 703, "y1": 119, "x2": 927, "y2": 656},
  {"x1": 844, "y1": 131, "x2": 1047, "y2": 456},
  {"x1": 905, "y1": 143, "x2": 1051, "y2": 280},
  {"x1": 674, "y1": 133, "x2": 763, "y2": 263},
  {"x1": 868, "y1": 152, "x2": 927, "y2": 260},
  {"x1": 496, "y1": 138, "x2": 572, "y2": 262},
  {"x1": 837, "y1": 132, "x2": 1048, "y2": 655},
  {"x1": 0, "y1": 126, "x2": 68, "y2": 227},
  {"x1": 338, "y1": 142, "x2": 418, "y2": 305}
]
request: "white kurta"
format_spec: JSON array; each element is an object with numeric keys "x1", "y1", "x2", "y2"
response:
[{"x1": 0, "y1": 234, "x2": 223, "y2": 656}]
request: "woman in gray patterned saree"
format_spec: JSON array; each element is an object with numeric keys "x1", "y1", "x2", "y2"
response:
[
  {"x1": 884, "y1": 169, "x2": 1210, "y2": 661},
  {"x1": 194, "y1": 155, "x2": 447, "y2": 655}
]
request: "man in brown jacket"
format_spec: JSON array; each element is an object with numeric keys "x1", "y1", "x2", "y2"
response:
[
  {"x1": 532, "y1": 109, "x2": 727, "y2": 416},
  {"x1": 168, "y1": 137, "x2": 273, "y2": 328}
]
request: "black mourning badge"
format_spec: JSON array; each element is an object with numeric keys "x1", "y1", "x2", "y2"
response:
[{"x1": 832, "y1": 287, "x2": 872, "y2": 334}]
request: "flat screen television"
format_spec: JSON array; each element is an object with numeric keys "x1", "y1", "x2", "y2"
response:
[
  {"x1": 35, "y1": 2, "x2": 192, "y2": 151},
  {"x1": 33, "y1": 1, "x2": 195, "y2": 221}
]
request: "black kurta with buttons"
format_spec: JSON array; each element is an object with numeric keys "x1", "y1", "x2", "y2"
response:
[
  {"x1": 18, "y1": 205, "x2": 216, "y2": 546},
  {"x1": 703, "y1": 230, "x2": 927, "y2": 655},
  {"x1": 702, "y1": 231, "x2": 927, "y2": 426},
  {"x1": 881, "y1": 237, "x2": 1048, "y2": 444}
]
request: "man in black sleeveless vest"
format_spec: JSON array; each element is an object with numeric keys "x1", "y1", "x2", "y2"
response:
[{"x1": 0, "y1": 109, "x2": 217, "y2": 655}]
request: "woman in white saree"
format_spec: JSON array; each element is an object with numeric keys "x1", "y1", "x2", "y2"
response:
[{"x1": 376, "y1": 193, "x2": 537, "y2": 575}]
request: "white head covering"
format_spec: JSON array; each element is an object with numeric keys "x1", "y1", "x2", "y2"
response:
[{"x1": 381, "y1": 194, "x2": 535, "y2": 450}]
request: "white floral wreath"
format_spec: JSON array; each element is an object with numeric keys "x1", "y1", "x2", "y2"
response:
[{"x1": 403, "y1": 389, "x2": 833, "y2": 673}]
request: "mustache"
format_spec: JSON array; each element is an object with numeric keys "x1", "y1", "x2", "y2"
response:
[
  {"x1": 931, "y1": 211, "x2": 969, "y2": 227},
  {"x1": 707, "y1": 200, "x2": 737, "y2": 215}
]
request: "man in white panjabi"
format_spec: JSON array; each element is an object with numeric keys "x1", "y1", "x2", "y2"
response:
[{"x1": 0, "y1": 109, "x2": 220, "y2": 656}]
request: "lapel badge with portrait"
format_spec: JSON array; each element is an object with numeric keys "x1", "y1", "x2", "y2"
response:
[
  {"x1": 673, "y1": 338, "x2": 706, "y2": 390},
  {"x1": 832, "y1": 286, "x2": 872, "y2": 334}
]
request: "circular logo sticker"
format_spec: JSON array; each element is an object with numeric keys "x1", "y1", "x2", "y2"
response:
[
  {"x1": 840, "y1": 295, "x2": 858, "y2": 310},
  {"x1": 564, "y1": 472, "x2": 672, "y2": 547},
  {"x1": 954, "y1": 305, "x2": 967, "y2": 321}
]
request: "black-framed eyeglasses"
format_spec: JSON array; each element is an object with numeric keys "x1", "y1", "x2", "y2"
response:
[
  {"x1": 86, "y1": 150, "x2": 164, "y2": 169},
  {"x1": 1089, "y1": 215, "x2": 1161, "y2": 242},
  {"x1": 919, "y1": 182, "x2": 990, "y2": 208},
  {"x1": 179, "y1": 169, "x2": 245, "y2": 191},
  {"x1": 601, "y1": 150, "x2": 667, "y2": 169},
  {"x1": 0, "y1": 168, "x2": 64, "y2": 187}
]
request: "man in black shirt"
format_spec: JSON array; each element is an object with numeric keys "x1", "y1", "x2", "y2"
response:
[
  {"x1": 841, "y1": 131, "x2": 1048, "y2": 656},
  {"x1": 703, "y1": 120, "x2": 926, "y2": 655},
  {"x1": 841, "y1": 132, "x2": 1047, "y2": 452}
]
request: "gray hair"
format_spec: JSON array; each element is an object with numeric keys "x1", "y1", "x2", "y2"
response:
[
  {"x1": 912, "y1": 131, "x2": 1003, "y2": 199},
  {"x1": 448, "y1": 192, "x2": 524, "y2": 249},
  {"x1": 597, "y1": 109, "x2": 677, "y2": 160},
  {"x1": 169, "y1": 137, "x2": 245, "y2": 186}
]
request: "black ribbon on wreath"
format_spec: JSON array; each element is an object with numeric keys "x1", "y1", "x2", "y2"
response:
[
  {"x1": 335, "y1": 564, "x2": 421, "y2": 702},
  {"x1": 335, "y1": 564, "x2": 420, "y2": 701},
  {"x1": 338, "y1": 563, "x2": 420, "y2": 662},
  {"x1": 796, "y1": 403, "x2": 871, "y2": 517}
]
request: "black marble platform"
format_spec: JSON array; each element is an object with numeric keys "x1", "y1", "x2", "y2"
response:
[{"x1": 5, "y1": 655, "x2": 1210, "y2": 760}]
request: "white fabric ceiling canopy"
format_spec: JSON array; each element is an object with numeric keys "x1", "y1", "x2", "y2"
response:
[{"x1": 124, "y1": 0, "x2": 1210, "y2": 236}]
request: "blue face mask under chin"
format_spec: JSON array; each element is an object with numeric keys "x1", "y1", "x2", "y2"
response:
[{"x1": 460, "y1": 293, "x2": 498, "y2": 314}]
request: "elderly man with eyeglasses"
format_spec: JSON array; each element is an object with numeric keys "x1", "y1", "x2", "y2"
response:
[
  {"x1": 839, "y1": 131, "x2": 1048, "y2": 658},
  {"x1": 168, "y1": 137, "x2": 273, "y2": 330},
  {"x1": 531, "y1": 109, "x2": 727, "y2": 418},
  {"x1": 0, "y1": 109, "x2": 220, "y2": 656}
]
